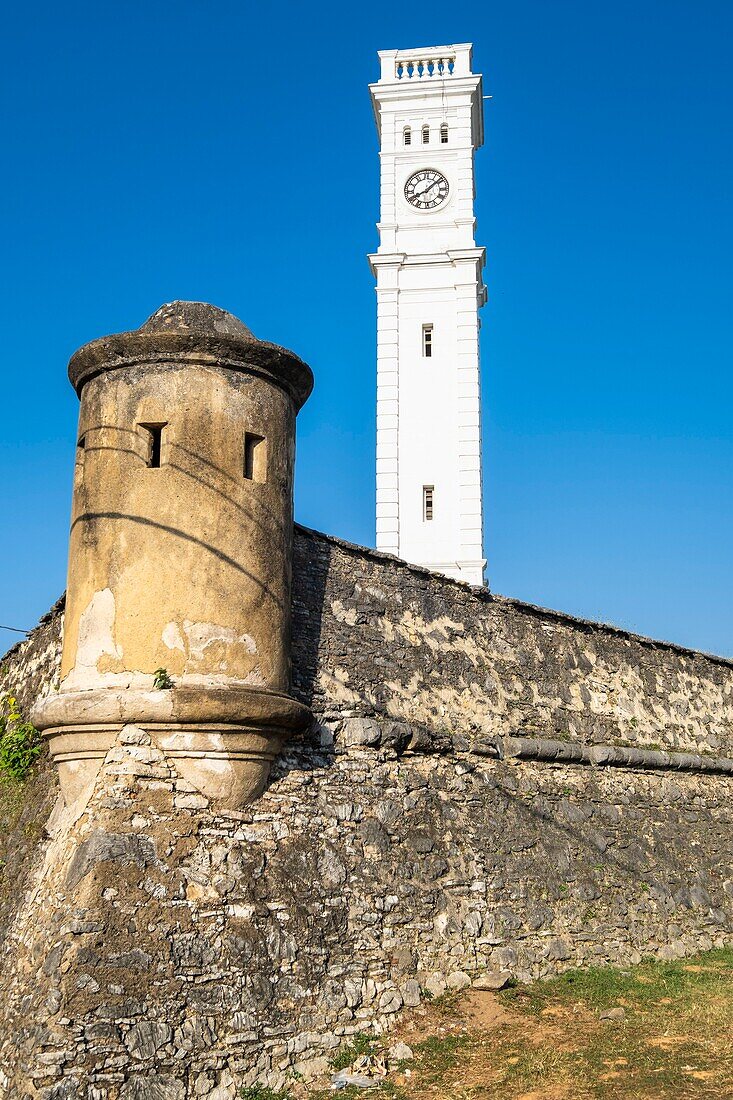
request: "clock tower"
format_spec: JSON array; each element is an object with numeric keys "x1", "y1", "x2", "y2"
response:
[{"x1": 369, "y1": 43, "x2": 487, "y2": 586}]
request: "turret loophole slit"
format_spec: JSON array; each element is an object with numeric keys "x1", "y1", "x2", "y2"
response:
[
  {"x1": 139, "y1": 423, "x2": 166, "y2": 468},
  {"x1": 244, "y1": 432, "x2": 267, "y2": 482}
]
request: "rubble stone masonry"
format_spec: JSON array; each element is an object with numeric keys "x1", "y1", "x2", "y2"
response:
[{"x1": 1, "y1": 527, "x2": 732, "y2": 1097}]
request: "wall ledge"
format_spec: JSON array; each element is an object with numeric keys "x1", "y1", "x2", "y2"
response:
[{"x1": 471, "y1": 734, "x2": 733, "y2": 776}]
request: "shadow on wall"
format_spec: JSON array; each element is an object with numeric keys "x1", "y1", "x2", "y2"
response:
[
  {"x1": 290, "y1": 525, "x2": 333, "y2": 708},
  {"x1": 72, "y1": 511, "x2": 284, "y2": 614},
  {"x1": 73, "y1": 433, "x2": 291, "y2": 617}
]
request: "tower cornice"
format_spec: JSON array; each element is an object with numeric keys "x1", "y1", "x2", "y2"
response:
[
  {"x1": 369, "y1": 76, "x2": 484, "y2": 148},
  {"x1": 369, "y1": 247, "x2": 486, "y2": 269}
]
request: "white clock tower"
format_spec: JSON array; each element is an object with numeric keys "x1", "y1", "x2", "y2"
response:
[{"x1": 369, "y1": 43, "x2": 487, "y2": 586}]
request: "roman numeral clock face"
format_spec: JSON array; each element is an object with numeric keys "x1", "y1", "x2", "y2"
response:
[{"x1": 404, "y1": 168, "x2": 449, "y2": 210}]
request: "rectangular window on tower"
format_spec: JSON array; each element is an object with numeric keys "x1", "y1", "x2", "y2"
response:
[
  {"x1": 244, "y1": 432, "x2": 267, "y2": 482},
  {"x1": 75, "y1": 434, "x2": 86, "y2": 482},
  {"x1": 422, "y1": 324, "x2": 433, "y2": 358},
  {"x1": 139, "y1": 423, "x2": 166, "y2": 468},
  {"x1": 423, "y1": 485, "x2": 434, "y2": 521}
]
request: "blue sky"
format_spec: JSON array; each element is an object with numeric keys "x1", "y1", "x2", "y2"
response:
[{"x1": 1, "y1": 1, "x2": 731, "y2": 656}]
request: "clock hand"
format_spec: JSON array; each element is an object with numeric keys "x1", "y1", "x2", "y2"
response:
[{"x1": 414, "y1": 179, "x2": 434, "y2": 198}]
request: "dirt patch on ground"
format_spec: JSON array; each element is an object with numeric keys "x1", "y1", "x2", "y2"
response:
[
  {"x1": 461, "y1": 989, "x2": 514, "y2": 1030},
  {"x1": 392, "y1": 989, "x2": 515, "y2": 1048},
  {"x1": 515, "y1": 1090, "x2": 571, "y2": 1100},
  {"x1": 308, "y1": 947, "x2": 733, "y2": 1100},
  {"x1": 646, "y1": 1034, "x2": 688, "y2": 1050}
]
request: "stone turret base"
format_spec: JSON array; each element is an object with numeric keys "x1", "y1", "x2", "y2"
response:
[{"x1": 33, "y1": 685, "x2": 310, "y2": 808}]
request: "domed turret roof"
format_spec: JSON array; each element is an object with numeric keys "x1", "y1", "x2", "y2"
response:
[
  {"x1": 68, "y1": 301, "x2": 313, "y2": 410},
  {"x1": 139, "y1": 301, "x2": 256, "y2": 341}
]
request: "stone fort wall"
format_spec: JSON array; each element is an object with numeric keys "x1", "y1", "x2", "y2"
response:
[{"x1": 1, "y1": 526, "x2": 733, "y2": 1097}]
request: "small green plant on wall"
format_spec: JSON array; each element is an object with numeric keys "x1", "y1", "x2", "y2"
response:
[
  {"x1": 0, "y1": 694, "x2": 42, "y2": 781},
  {"x1": 153, "y1": 668, "x2": 174, "y2": 690}
]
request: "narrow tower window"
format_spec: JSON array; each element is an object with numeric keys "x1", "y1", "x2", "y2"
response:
[
  {"x1": 244, "y1": 432, "x2": 267, "y2": 482},
  {"x1": 75, "y1": 434, "x2": 86, "y2": 479},
  {"x1": 139, "y1": 423, "x2": 166, "y2": 468},
  {"x1": 422, "y1": 125, "x2": 430, "y2": 144},
  {"x1": 423, "y1": 486, "x2": 434, "y2": 521},
  {"x1": 440, "y1": 123, "x2": 448, "y2": 144},
  {"x1": 422, "y1": 324, "x2": 433, "y2": 358},
  {"x1": 403, "y1": 126, "x2": 411, "y2": 146}
]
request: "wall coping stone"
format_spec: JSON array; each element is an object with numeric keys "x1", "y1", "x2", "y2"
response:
[{"x1": 294, "y1": 523, "x2": 733, "y2": 669}]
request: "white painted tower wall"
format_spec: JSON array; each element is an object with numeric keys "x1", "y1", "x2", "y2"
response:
[{"x1": 369, "y1": 43, "x2": 487, "y2": 586}]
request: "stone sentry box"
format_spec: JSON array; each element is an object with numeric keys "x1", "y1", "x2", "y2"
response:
[{"x1": 33, "y1": 301, "x2": 313, "y2": 808}]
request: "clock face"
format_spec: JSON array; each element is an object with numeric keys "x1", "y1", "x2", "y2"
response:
[{"x1": 404, "y1": 169, "x2": 449, "y2": 210}]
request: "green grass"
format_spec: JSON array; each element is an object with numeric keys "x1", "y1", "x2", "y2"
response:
[
  {"x1": 412, "y1": 1034, "x2": 471, "y2": 1080},
  {"x1": 312, "y1": 948, "x2": 733, "y2": 1099},
  {"x1": 329, "y1": 1030, "x2": 379, "y2": 1071},
  {"x1": 459, "y1": 948, "x2": 733, "y2": 1098},
  {"x1": 501, "y1": 947, "x2": 733, "y2": 1012},
  {"x1": 247, "y1": 949, "x2": 733, "y2": 1098},
  {"x1": 428, "y1": 990, "x2": 464, "y2": 1018},
  {"x1": 240, "y1": 1088, "x2": 293, "y2": 1100}
]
